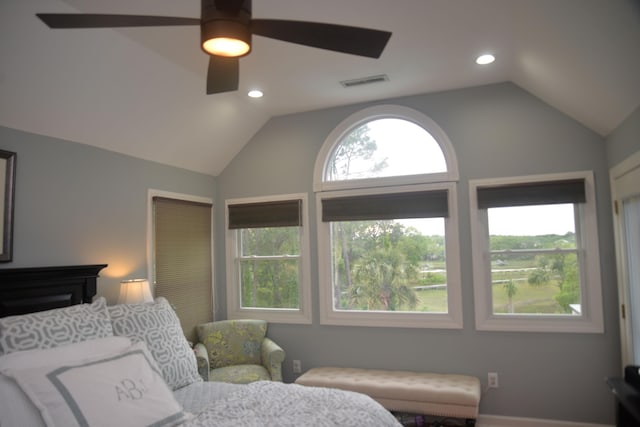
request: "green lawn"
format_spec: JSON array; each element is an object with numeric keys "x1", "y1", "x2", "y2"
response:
[
  {"x1": 382, "y1": 259, "x2": 576, "y2": 314},
  {"x1": 406, "y1": 270, "x2": 572, "y2": 314},
  {"x1": 413, "y1": 288, "x2": 448, "y2": 312},
  {"x1": 407, "y1": 282, "x2": 568, "y2": 314},
  {"x1": 492, "y1": 281, "x2": 565, "y2": 314}
]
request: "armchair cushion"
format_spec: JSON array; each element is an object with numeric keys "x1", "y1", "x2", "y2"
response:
[
  {"x1": 197, "y1": 320, "x2": 266, "y2": 369},
  {"x1": 208, "y1": 364, "x2": 271, "y2": 384}
]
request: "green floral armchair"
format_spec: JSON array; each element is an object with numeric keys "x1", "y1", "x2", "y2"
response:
[{"x1": 194, "y1": 319, "x2": 285, "y2": 384}]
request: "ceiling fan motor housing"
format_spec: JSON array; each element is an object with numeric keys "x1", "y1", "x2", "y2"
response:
[{"x1": 201, "y1": 0, "x2": 252, "y2": 57}]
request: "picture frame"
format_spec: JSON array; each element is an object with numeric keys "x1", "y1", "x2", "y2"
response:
[{"x1": 0, "y1": 149, "x2": 16, "y2": 262}]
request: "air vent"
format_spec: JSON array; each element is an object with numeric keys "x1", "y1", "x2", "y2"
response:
[{"x1": 340, "y1": 74, "x2": 389, "y2": 88}]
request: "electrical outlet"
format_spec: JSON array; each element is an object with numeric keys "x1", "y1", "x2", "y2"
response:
[
  {"x1": 488, "y1": 372, "x2": 499, "y2": 388},
  {"x1": 293, "y1": 360, "x2": 302, "y2": 374}
]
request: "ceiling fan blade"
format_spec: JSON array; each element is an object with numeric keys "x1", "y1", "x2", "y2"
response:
[
  {"x1": 207, "y1": 56, "x2": 239, "y2": 94},
  {"x1": 36, "y1": 14, "x2": 200, "y2": 29},
  {"x1": 251, "y1": 19, "x2": 391, "y2": 58}
]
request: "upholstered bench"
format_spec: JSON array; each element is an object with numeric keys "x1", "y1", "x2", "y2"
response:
[{"x1": 295, "y1": 367, "x2": 481, "y2": 426}]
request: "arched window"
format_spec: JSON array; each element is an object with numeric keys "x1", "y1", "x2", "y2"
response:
[
  {"x1": 314, "y1": 105, "x2": 462, "y2": 329},
  {"x1": 326, "y1": 118, "x2": 446, "y2": 181},
  {"x1": 314, "y1": 105, "x2": 458, "y2": 192}
]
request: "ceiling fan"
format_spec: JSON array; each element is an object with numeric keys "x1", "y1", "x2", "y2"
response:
[{"x1": 36, "y1": 0, "x2": 392, "y2": 95}]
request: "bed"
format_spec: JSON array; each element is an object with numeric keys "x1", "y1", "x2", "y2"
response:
[{"x1": 0, "y1": 265, "x2": 401, "y2": 427}]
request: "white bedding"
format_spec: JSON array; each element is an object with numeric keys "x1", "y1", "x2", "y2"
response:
[
  {"x1": 173, "y1": 381, "x2": 243, "y2": 414},
  {"x1": 2, "y1": 346, "x2": 401, "y2": 427},
  {"x1": 183, "y1": 380, "x2": 402, "y2": 427},
  {"x1": 0, "y1": 301, "x2": 402, "y2": 427}
]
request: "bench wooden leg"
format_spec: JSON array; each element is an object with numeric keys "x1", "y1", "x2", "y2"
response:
[{"x1": 465, "y1": 419, "x2": 476, "y2": 426}]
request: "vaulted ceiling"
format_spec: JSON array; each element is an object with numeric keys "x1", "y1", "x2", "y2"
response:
[{"x1": 1, "y1": 0, "x2": 639, "y2": 175}]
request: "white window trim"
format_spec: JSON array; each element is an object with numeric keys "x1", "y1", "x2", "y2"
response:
[
  {"x1": 313, "y1": 104, "x2": 459, "y2": 192},
  {"x1": 469, "y1": 171, "x2": 604, "y2": 333},
  {"x1": 317, "y1": 182, "x2": 463, "y2": 329},
  {"x1": 225, "y1": 193, "x2": 312, "y2": 324}
]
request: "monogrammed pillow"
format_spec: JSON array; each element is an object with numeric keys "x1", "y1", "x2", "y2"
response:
[
  {"x1": 3, "y1": 341, "x2": 188, "y2": 427},
  {"x1": 0, "y1": 298, "x2": 113, "y2": 355},
  {"x1": 0, "y1": 336, "x2": 133, "y2": 427},
  {"x1": 108, "y1": 298, "x2": 201, "y2": 390}
]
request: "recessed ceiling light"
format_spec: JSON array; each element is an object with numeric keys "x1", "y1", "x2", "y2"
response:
[
  {"x1": 476, "y1": 54, "x2": 495, "y2": 65},
  {"x1": 248, "y1": 90, "x2": 263, "y2": 98}
]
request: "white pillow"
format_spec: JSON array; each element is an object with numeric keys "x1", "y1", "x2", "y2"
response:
[
  {"x1": 3, "y1": 341, "x2": 189, "y2": 427},
  {"x1": 0, "y1": 297, "x2": 113, "y2": 355},
  {"x1": 0, "y1": 336, "x2": 132, "y2": 371},
  {"x1": 0, "y1": 375, "x2": 45, "y2": 427},
  {"x1": 0, "y1": 336, "x2": 132, "y2": 427},
  {"x1": 108, "y1": 298, "x2": 202, "y2": 390}
]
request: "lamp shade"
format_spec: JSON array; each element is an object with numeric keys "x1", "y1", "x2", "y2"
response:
[{"x1": 118, "y1": 279, "x2": 153, "y2": 304}]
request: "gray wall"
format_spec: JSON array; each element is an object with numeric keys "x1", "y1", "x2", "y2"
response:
[
  {"x1": 217, "y1": 82, "x2": 621, "y2": 424},
  {"x1": 0, "y1": 81, "x2": 630, "y2": 424},
  {"x1": 606, "y1": 105, "x2": 640, "y2": 167},
  {"x1": 0, "y1": 126, "x2": 217, "y2": 302}
]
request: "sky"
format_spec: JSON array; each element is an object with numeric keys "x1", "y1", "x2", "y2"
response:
[
  {"x1": 399, "y1": 204, "x2": 575, "y2": 237},
  {"x1": 336, "y1": 118, "x2": 446, "y2": 179},
  {"x1": 487, "y1": 204, "x2": 575, "y2": 236},
  {"x1": 367, "y1": 119, "x2": 447, "y2": 176}
]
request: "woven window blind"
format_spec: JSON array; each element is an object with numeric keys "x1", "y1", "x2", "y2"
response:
[
  {"x1": 322, "y1": 190, "x2": 449, "y2": 222},
  {"x1": 228, "y1": 199, "x2": 302, "y2": 229},
  {"x1": 477, "y1": 178, "x2": 586, "y2": 209},
  {"x1": 153, "y1": 197, "x2": 213, "y2": 343}
]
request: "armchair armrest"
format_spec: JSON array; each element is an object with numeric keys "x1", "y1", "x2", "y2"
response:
[
  {"x1": 194, "y1": 342, "x2": 210, "y2": 381},
  {"x1": 261, "y1": 337, "x2": 285, "y2": 382}
]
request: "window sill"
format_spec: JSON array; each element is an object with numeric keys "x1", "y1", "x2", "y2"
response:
[
  {"x1": 475, "y1": 314, "x2": 604, "y2": 333},
  {"x1": 320, "y1": 310, "x2": 463, "y2": 329}
]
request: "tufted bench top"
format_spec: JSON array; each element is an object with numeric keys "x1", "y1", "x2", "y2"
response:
[{"x1": 295, "y1": 367, "x2": 481, "y2": 422}]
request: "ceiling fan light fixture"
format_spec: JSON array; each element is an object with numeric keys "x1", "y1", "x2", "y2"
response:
[
  {"x1": 203, "y1": 37, "x2": 250, "y2": 57},
  {"x1": 476, "y1": 54, "x2": 495, "y2": 65},
  {"x1": 201, "y1": 20, "x2": 251, "y2": 57}
]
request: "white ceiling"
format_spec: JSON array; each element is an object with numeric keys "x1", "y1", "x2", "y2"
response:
[{"x1": 1, "y1": 0, "x2": 639, "y2": 176}]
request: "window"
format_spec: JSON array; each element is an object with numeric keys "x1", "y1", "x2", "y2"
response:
[
  {"x1": 315, "y1": 105, "x2": 462, "y2": 328},
  {"x1": 151, "y1": 192, "x2": 213, "y2": 343},
  {"x1": 469, "y1": 171, "x2": 604, "y2": 333},
  {"x1": 225, "y1": 194, "x2": 311, "y2": 324},
  {"x1": 326, "y1": 118, "x2": 447, "y2": 181},
  {"x1": 313, "y1": 105, "x2": 458, "y2": 192}
]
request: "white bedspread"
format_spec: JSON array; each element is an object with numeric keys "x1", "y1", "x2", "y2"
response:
[
  {"x1": 184, "y1": 381, "x2": 402, "y2": 427},
  {"x1": 173, "y1": 381, "x2": 243, "y2": 414}
]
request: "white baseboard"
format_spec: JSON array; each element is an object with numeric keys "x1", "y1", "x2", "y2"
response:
[{"x1": 477, "y1": 414, "x2": 613, "y2": 427}]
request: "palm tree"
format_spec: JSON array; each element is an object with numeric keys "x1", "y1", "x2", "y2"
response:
[
  {"x1": 504, "y1": 279, "x2": 518, "y2": 313},
  {"x1": 350, "y1": 248, "x2": 418, "y2": 311}
]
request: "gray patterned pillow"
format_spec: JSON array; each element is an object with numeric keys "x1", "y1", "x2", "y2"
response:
[
  {"x1": 107, "y1": 297, "x2": 201, "y2": 390},
  {"x1": 0, "y1": 297, "x2": 113, "y2": 356}
]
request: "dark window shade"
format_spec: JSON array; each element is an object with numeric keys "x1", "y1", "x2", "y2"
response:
[
  {"x1": 477, "y1": 178, "x2": 586, "y2": 209},
  {"x1": 153, "y1": 197, "x2": 213, "y2": 343},
  {"x1": 322, "y1": 190, "x2": 449, "y2": 222},
  {"x1": 228, "y1": 199, "x2": 302, "y2": 229}
]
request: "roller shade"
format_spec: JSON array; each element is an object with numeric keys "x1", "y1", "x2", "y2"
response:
[
  {"x1": 228, "y1": 199, "x2": 302, "y2": 229},
  {"x1": 322, "y1": 190, "x2": 448, "y2": 222},
  {"x1": 153, "y1": 197, "x2": 213, "y2": 343},
  {"x1": 477, "y1": 178, "x2": 586, "y2": 209}
]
